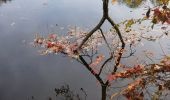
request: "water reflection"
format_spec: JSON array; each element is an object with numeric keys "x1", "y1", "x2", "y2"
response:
[
  {"x1": 0, "y1": 0, "x2": 12, "y2": 5},
  {"x1": 150, "y1": 0, "x2": 170, "y2": 6},
  {"x1": 0, "y1": 0, "x2": 169, "y2": 100},
  {"x1": 117, "y1": 0, "x2": 146, "y2": 8},
  {"x1": 0, "y1": 0, "x2": 101, "y2": 100},
  {"x1": 117, "y1": 0, "x2": 170, "y2": 8}
]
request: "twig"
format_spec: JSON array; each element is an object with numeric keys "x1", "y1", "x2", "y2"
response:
[{"x1": 98, "y1": 54, "x2": 113, "y2": 75}]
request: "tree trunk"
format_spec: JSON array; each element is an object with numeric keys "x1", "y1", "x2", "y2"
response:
[{"x1": 101, "y1": 85, "x2": 107, "y2": 100}]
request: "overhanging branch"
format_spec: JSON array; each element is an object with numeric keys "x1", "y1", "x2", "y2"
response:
[
  {"x1": 78, "y1": 17, "x2": 106, "y2": 50},
  {"x1": 79, "y1": 55, "x2": 105, "y2": 85}
]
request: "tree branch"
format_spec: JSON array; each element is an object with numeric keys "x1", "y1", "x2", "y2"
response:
[
  {"x1": 98, "y1": 54, "x2": 113, "y2": 76},
  {"x1": 106, "y1": 17, "x2": 125, "y2": 74},
  {"x1": 99, "y1": 28, "x2": 112, "y2": 51},
  {"x1": 79, "y1": 55, "x2": 105, "y2": 85},
  {"x1": 107, "y1": 16, "x2": 125, "y2": 48},
  {"x1": 78, "y1": 17, "x2": 106, "y2": 50},
  {"x1": 77, "y1": 0, "x2": 109, "y2": 50}
]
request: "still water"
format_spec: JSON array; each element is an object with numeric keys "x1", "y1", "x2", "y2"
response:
[{"x1": 0, "y1": 0, "x2": 169, "y2": 100}]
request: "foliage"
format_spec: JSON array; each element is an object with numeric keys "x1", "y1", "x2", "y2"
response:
[{"x1": 33, "y1": 0, "x2": 170, "y2": 100}]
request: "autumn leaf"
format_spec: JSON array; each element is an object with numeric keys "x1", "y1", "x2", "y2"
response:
[
  {"x1": 48, "y1": 34, "x2": 57, "y2": 39},
  {"x1": 112, "y1": 0, "x2": 117, "y2": 4},
  {"x1": 90, "y1": 54, "x2": 104, "y2": 67},
  {"x1": 125, "y1": 19, "x2": 135, "y2": 29}
]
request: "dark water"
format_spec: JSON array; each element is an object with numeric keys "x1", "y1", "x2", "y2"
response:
[{"x1": 0, "y1": 0, "x2": 169, "y2": 100}]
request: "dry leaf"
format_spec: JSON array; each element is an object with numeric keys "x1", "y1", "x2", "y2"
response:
[{"x1": 112, "y1": 0, "x2": 117, "y2": 4}]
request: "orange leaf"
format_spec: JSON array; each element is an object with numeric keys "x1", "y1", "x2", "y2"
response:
[{"x1": 112, "y1": 0, "x2": 117, "y2": 4}]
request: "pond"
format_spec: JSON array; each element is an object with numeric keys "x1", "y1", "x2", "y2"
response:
[{"x1": 0, "y1": 0, "x2": 169, "y2": 100}]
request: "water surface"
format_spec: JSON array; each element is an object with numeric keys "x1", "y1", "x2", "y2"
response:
[{"x1": 0, "y1": 0, "x2": 169, "y2": 100}]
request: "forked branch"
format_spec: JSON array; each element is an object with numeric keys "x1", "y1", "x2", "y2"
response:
[{"x1": 78, "y1": 0, "x2": 125, "y2": 75}]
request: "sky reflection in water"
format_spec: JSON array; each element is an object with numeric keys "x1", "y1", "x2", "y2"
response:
[{"x1": 0, "y1": 0, "x2": 170, "y2": 100}]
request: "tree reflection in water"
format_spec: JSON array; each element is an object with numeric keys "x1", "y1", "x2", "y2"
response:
[
  {"x1": 0, "y1": 0, "x2": 12, "y2": 5},
  {"x1": 117, "y1": 0, "x2": 170, "y2": 8},
  {"x1": 30, "y1": 84, "x2": 87, "y2": 100}
]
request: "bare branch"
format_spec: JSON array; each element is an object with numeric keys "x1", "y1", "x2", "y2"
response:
[
  {"x1": 98, "y1": 54, "x2": 113, "y2": 75},
  {"x1": 122, "y1": 44, "x2": 136, "y2": 58},
  {"x1": 107, "y1": 16, "x2": 125, "y2": 48},
  {"x1": 77, "y1": 0, "x2": 109, "y2": 50},
  {"x1": 79, "y1": 55, "x2": 104, "y2": 85},
  {"x1": 78, "y1": 17, "x2": 106, "y2": 50},
  {"x1": 99, "y1": 28, "x2": 112, "y2": 51}
]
